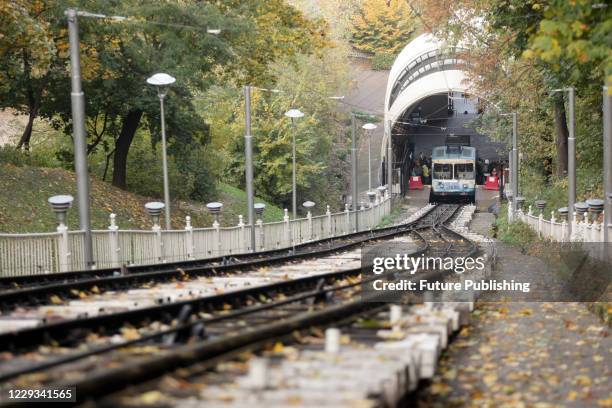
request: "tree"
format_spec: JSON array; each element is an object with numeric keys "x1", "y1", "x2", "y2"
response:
[
  {"x1": 197, "y1": 47, "x2": 353, "y2": 210},
  {"x1": 414, "y1": 0, "x2": 608, "y2": 191},
  {"x1": 350, "y1": 0, "x2": 417, "y2": 55},
  {"x1": 0, "y1": 0, "x2": 56, "y2": 150}
]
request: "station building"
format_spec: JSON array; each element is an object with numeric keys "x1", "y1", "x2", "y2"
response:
[{"x1": 382, "y1": 34, "x2": 505, "y2": 195}]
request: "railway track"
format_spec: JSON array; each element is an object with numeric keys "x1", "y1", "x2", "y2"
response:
[
  {"x1": 0, "y1": 204, "x2": 477, "y2": 407},
  {"x1": 0, "y1": 206, "x2": 435, "y2": 311}
]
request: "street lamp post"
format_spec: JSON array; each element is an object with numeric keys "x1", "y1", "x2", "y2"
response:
[
  {"x1": 351, "y1": 114, "x2": 359, "y2": 230},
  {"x1": 511, "y1": 112, "x2": 519, "y2": 214},
  {"x1": 284, "y1": 109, "x2": 304, "y2": 219},
  {"x1": 147, "y1": 73, "x2": 176, "y2": 231},
  {"x1": 552, "y1": 87, "x2": 576, "y2": 236},
  {"x1": 244, "y1": 85, "x2": 256, "y2": 251},
  {"x1": 386, "y1": 119, "x2": 393, "y2": 196},
  {"x1": 362, "y1": 123, "x2": 378, "y2": 191},
  {"x1": 66, "y1": 9, "x2": 94, "y2": 269},
  {"x1": 496, "y1": 111, "x2": 519, "y2": 216},
  {"x1": 604, "y1": 81, "x2": 612, "y2": 242},
  {"x1": 243, "y1": 86, "x2": 281, "y2": 251}
]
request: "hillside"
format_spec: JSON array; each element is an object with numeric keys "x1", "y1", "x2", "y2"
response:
[{"x1": 0, "y1": 164, "x2": 284, "y2": 233}]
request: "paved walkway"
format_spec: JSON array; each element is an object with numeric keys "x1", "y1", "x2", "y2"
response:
[{"x1": 416, "y1": 242, "x2": 612, "y2": 407}]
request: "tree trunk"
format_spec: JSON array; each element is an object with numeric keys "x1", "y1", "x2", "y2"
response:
[
  {"x1": 16, "y1": 104, "x2": 38, "y2": 151},
  {"x1": 112, "y1": 109, "x2": 143, "y2": 189},
  {"x1": 16, "y1": 49, "x2": 39, "y2": 151},
  {"x1": 553, "y1": 93, "x2": 569, "y2": 177}
]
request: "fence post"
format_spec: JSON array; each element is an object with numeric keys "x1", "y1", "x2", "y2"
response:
[
  {"x1": 184, "y1": 216, "x2": 194, "y2": 260},
  {"x1": 152, "y1": 223, "x2": 162, "y2": 263},
  {"x1": 345, "y1": 204, "x2": 350, "y2": 235},
  {"x1": 238, "y1": 215, "x2": 247, "y2": 253},
  {"x1": 145, "y1": 202, "x2": 165, "y2": 263},
  {"x1": 326, "y1": 205, "x2": 332, "y2": 238},
  {"x1": 561, "y1": 220, "x2": 567, "y2": 242},
  {"x1": 307, "y1": 210, "x2": 313, "y2": 241},
  {"x1": 537, "y1": 213, "x2": 543, "y2": 237},
  {"x1": 108, "y1": 213, "x2": 120, "y2": 267},
  {"x1": 213, "y1": 219, "x2": 221, "y2": 256},
  {"x1": 257, "y1": 218, "x2": 265, "y2": 250},
  {"x1": 283, "y1": 209, "x2": 290, "y2": 247},
  {"x1": 57, "y1": 223, "x2": 70, "y2": 272},
  {"x1": 359, "y1": 204, "x2": 365, "y2": 232}
]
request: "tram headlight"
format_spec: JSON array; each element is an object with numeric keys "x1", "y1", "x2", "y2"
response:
[{"x1": 462, "y1": 184, "x2": 468, "y2": 189}]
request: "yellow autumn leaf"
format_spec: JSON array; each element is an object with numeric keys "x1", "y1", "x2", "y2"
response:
[
  {"x1": 575, "y1": 375, "x2": 592, "y2": 386},
  {"x1": 598, "y1": 397, "x2": 612, "y2": 407},
  {"x1": 483, "y1": 373, "x2": 498, "y2": 387},
  {"x1": 49, "y1": 295, "x2": 63, "y2": 305},
  {"x1": 272, "y1": 342, "x2": 284, "y2": 353},
  {"x1": 518, "y1": 308, "x2": 532, "y2": 316},
  {"x1": 430, "y1": 382, "x2": 452, "y2": 396}
]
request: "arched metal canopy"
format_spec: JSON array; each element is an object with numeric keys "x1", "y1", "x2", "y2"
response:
[{"x1": 383, "y1": 33, "x2": 474, "y2": 155}]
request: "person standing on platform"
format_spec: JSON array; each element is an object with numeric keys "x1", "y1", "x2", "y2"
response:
[{"x1": 422, "y1": 162, "x2": 430, "y2": 184}]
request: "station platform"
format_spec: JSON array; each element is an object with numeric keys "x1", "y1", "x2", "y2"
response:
[{"x1": 403, "y1": 185, "x2": 500, "y2": 212}]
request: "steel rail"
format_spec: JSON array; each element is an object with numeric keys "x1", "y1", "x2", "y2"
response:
[
  {"x1": 0, "y1": 210, "x2": 431, "y2": 290},
  {"x1": 46, "y1": 206, "x2": 472, "y2": 405},
  {"x1": 0, "y1": 208, "x2": 438, "y2": 310},
  {"x1": 0, "y1": 230, "x2": 432, "y2": 388},
  {"x1": 0, "y1": 205, "x2": 471, "y2": 407},
  {"x1": 0, "y1": 212, "x2": 445, "y2": 351}
]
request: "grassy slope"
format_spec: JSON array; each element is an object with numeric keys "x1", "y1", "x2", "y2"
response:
[{"x1": 0, "y1": 164, "x2": 283, "y2": 233}]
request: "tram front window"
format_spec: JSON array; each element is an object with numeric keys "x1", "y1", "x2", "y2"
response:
[
  {"x1": 433, "y1": 163, "x2": 452, "y2": 180},
  {"x1": 455, "y1": 163, "x2": 474, "y2": 180}
]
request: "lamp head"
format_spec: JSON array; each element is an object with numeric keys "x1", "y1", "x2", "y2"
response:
[
  {"x1": 362, "y1": 123, "x2": 377, "y2": 131},
  {"x1": 284, "y1": 109, "x2": 304, "y2": 119},
  {"x1": 146, "y1": 73, "x2": 176, "y2": 87}
]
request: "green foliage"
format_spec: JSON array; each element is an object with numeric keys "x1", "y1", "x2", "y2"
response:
[
  {"x1": 218, "y1": 183, "x2": 284, "y2": 223},
  {"x1": 0, "y1": 145, "x2": 58, "y2": 168},
  {"x1": 521, "y1": 0, "x2": 612, "y2": 84},
  {"x1": 350, "y1": 0, "x2": 417, "y2": 55},
  {"x1": 495, "y1": 203, "x2": 538, "y2": 252},
  {"x1": 0, "y1": 0, "x2": 332, "y2": 190},
  {"x1": 376, "y1": 201, "x2": 403, "y2": 227},
  {"x1": 197, "y1": 47, "x2": 352, "y2": 213},
  {"x1": 371, "y1": 52, "x2": 396, "y2": 70},
  {"x1": 122, "y1": 132, "x2": 218, "y2": 202}
]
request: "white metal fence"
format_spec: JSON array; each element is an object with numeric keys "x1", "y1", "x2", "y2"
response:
[
  {"x1": 0, "y1": 197, "x2": 392, "y2": 277},
  {"x1": 514, "y1": 205, "x2": 611, "y2": 263},
  {"x1": 515, "y1": 205, "x2": 609, "y2": 243}
]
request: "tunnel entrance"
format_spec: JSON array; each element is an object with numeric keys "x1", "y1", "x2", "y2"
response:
[{"x1": 390, "y1": 92, "x2": 506, "y2": 196}]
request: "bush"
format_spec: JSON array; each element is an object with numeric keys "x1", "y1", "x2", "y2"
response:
[
  {"x1": 126, "y1": 137, "x2": 190, "y2": 200},
  {"x1": 181, "y1": 145, "x2": 218, "y2": 202},
  {"x1": 0, "y1": 145, "x2": 59, "y2": 168},
  {"x1": 495, "y1": 203, "x2": 538, "y2": 252},
  {"x1": 371, "y1": 52, "x2": 396, "y2": 70},
  {"x1": 124, "y1": 134, "x2": 218, "y2": 202}
]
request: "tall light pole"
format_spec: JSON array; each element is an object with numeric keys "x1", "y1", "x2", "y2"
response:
[
  {"x1": 552, "y1": 87, "x2": 576, "y2": 235},
  {"x1": 362, "y1": 123, "x2": 377, "y2": 191},
  {"x1": 351, "y1": 114, "x2": 359, "y2": 229},
  {"x1": 603, "y1": 81, "x2": 612, "y2": 242},
  {"x1": 284, "y1": 109, "x2": 304, "y2": 219},
  {"x1": 387, "y1": 119, "x2": 393, "y2": 195},
  {"x1": 495, "y1": 111, "x2": 518, "y2": 214},
  {"x1": 244, "y1": 85, "x2": 256, "y2": 251},
  {"x1": 511, "y1": 112, "x2": 518, "y2": 213},
  {"x1": 66, "y1": 9, "x2": 94, "y2": 269},
  {"x1": 147, "y1": 73, "x2": 176, "y2": 230},
  {"x1": 325, "y1": 96, "x2": 358, "y2": 227},
  {"x1": 243, "y1": 86, "x2": 281, "y2": 251}
]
